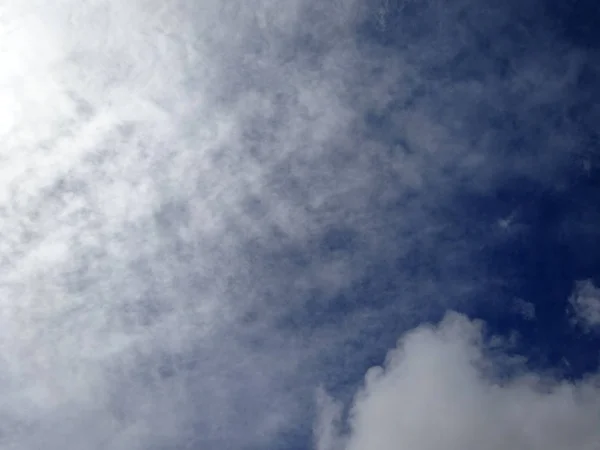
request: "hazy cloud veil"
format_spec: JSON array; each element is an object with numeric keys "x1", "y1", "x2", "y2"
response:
[{"x1": 0, "y1": 0, "x2": 599, "y2": 449}]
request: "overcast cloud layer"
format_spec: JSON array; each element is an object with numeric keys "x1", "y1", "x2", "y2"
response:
[{"x1": 0, "y1": 0, "x2": 599, "y2": 449}]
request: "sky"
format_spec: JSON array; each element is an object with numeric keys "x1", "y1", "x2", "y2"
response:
[{"x1": 0, "y1": 0, "x2": 599, "y2": 449}]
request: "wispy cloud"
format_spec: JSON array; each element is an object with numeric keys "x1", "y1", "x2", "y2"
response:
[
  {"x1": 569, "y1": 280, "x2": 600, "y2": 332},
  {"x1": 0, "y1": 0, "x2": 596, "y2": 448}
]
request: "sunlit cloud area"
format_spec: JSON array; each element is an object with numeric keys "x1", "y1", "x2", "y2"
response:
[{"x1": 0, "y1": 0, "x2": 599, "y2": 448}]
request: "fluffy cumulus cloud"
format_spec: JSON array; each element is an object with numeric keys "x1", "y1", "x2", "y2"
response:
[
  {"x1": 316, "y1": 313, "x2": 600, "y2": 450},
  {"x1": 0, "y1": 0, "x2": 598, "y2": 448}
]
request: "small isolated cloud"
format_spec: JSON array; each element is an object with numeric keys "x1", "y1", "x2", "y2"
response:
[
  {"x1": 569, "y1": 279, "x2": 600, "y2": 332},
  {"x1": 512, "y1": 298, "x2": 536, "y2": 320},
  {"x1": 317, "y1": 312, "x2": 600, "y2": 450}
]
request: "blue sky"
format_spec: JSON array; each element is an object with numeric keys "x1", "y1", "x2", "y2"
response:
[{"x1": 0, "y1": 0, "x2": 599, "y2": 449}]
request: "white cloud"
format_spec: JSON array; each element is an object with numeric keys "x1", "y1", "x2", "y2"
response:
[
  {"x1": 318, "y1": 313, "x2": 600, "y2": 450},
  {"x1": 569, "y1": 280, "x2": 600, "y2": 332},
  {"x1": 0, "y1": 0, "x2": 596, "y2": 448}
]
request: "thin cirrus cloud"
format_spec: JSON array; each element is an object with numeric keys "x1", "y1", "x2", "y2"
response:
[{"x1": 0, "y1": 0, "x2": 597, "y2": 448}]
